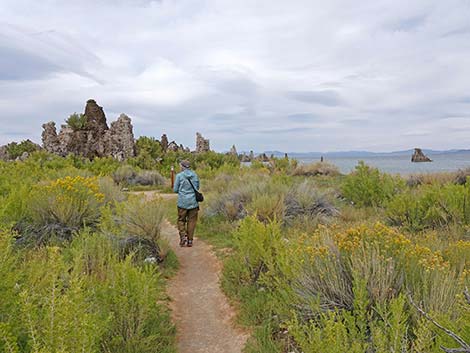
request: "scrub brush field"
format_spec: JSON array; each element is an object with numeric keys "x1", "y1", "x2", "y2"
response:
[{"x1": 0, "y1": 150, "x2": 469, "y2": 353}]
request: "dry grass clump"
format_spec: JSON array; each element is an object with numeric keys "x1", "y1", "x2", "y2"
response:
[
  {"x1": 118, "y1": 196, "x2": 165, "y2": 244},
  {"x1": 113, "y1": 164, "x2": 135, "y2": 185},
  {"x1": 284, "y1": 181, "x2": 339, "y2": 225},
  {"x1": 295, "y1": 246, "x2": 353, "y2": 315},
  {"x1": 101, "y1": 196, "x2": 166, "y2": 261},
  {"x1": 406, "y1": 175, "x2": 423, "y2": 188},
  {"x1": 454, "y1": 167, "x2": 470, "y2": 185},
  {"x1": 209, "y1": 173, "x2": 236, "y2": 193},
  {"x1": 247, "y1": 193, "x2": 285, "y2": 223},
  {"x1": 406, "y1": 168, "x2": 470, "y2": 187},
  {"x1": 292, "y1": 162, "x2": 340, "y2": 177},
  {"x1": 98, "y1": 176, "x2": 127, "y2": 203},
  {"x1": 206, "y1": 179, "x2": 339, "y2": 226},
  {"x1": 406, "y1": 172, "x2": 456, "y2": 187},
  {"x1": 205, "y1": 181, "x2": 273, "y2": 221},
  {"x1": 113, "y1": 165, "x2": 166, "y2": 187},
  {"x1": 133, "y1": 170, "x2": 166, "y2": 186}
]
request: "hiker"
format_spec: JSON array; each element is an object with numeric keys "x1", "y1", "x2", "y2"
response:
[{"x1": 173, "y1": 160, "x2": 200, "y2": 247}]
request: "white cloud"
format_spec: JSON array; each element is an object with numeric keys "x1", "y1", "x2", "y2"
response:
[{"x1": 0, "y1": 0, "x2": 469, "y2": 152}]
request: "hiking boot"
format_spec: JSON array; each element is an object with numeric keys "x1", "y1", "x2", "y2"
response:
[
  {"x1": 187, "y1": 240, "x2": 193, "y2": 247},
  {"x1": 179, "y1": 236, "x2": 188, "y2": 247}
]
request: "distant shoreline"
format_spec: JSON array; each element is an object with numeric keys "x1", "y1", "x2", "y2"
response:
[
  {"x1": 294, "y1": 151, "x2": 470, "y2": 175},
  {"x1": 260, "y1": 149, "x2": 470, "y2": 159}
]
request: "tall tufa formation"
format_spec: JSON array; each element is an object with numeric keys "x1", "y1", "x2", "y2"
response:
[
  {"x1": 84, "y1": 99, "x2": 108, "y2": 132},
  {"x1": 196, "y1": 132, "x2": 210, "y2": 153},
  {"x1": 160, "y1": 134, "x2": 169, "y2": 152},
  {"x1": 42, "y1": 99, "x2": 136, "y2": 160},
  {"x1": 411, "y1": 148, "x2": 432, "y2": 162},
  {"x1": 229, "y1": 145, "x2": 238, "y2": 156},
  {"x1": 105, "y1": 114, "x2": 136, "y2": 161}
]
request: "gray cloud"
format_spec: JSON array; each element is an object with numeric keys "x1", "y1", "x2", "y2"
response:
[
  {"x1": 286, "y1": 90, "x2": 343, "y2": 107},
  {"x1": 0, "y1": 0, "x2": 469, "y2": 152},
  {"x1": 0, "y1": 46, "x2": 61, "y2": 80},
  {"x1": 287, "y1": 114, "x2": 321, "y2": 123},
  {"x1": 384, "y1": 14, "x2": 428, "y2": 32}
]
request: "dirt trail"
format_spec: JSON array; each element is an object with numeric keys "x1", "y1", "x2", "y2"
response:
[{"x1": 137, "y1": 191, "x2": 249, "y2": 353}]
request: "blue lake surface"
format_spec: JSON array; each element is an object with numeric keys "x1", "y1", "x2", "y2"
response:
[{"x1": 297, "y1": 152, "x2": 470, "y2": 175}]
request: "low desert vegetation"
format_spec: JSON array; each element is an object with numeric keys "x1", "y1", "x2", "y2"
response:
[
  {"x1": 1, "y1": 148, "x2": 469, "y2": 353},
  {"x1": 0, "y1": 147, "x2": 252, "y2": 353},
  {"x1": 195, "y1": 159, "x2": 470, "y2": 353}
]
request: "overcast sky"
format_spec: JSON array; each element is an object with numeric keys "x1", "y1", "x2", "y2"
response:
[{"x1": 1, "y1": 0, "x2": 470, "y2": 152}]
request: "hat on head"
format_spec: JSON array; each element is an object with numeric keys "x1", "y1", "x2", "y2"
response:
[{"x1": 180, "y1": 160, "x2": 190, "y2": 169}]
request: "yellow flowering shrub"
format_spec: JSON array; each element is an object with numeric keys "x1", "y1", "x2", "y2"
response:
[
  {"x1": 30, "y1": 176, "x2": 104, "y2": 228},
  {"x1": 444, "y1": 240, "x2": 470, "y2": 271},
  {"x1": 334, "y1": 223, "x2": 450, "y2": 271}
]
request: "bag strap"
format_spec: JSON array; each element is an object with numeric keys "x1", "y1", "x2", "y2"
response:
[{"x1": 186, "y1": 177, "x2": 198, "y2": 192}]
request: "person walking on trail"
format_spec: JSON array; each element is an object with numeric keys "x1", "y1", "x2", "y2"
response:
[{"x1": 173, "y1": 160, "x2": 200, "y2": 247}]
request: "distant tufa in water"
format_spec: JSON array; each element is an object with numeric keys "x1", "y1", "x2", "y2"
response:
[{"x1": 411, "y1": 148, "x2": 432, "y2": 163}]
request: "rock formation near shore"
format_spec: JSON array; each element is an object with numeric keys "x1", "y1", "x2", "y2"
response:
[
  {"x1": 257, "y1": 153, "x2": 270, "y2": 162},
  {"x1": 240, "y1": 153, "x2": 250, "y2": 162},
  {"x1": 42, "y1": 99, "x2": 136, "y2": 160},
  {"x1": 411, "y1": 148, "x2": 432, "y2": 162}
]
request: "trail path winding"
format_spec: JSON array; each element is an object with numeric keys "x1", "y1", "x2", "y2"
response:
[{"x1": 139, "y1": 191, "x2": 249, "y2": 353}]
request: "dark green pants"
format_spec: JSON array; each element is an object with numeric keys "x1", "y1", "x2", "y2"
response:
[{"x1": 177, "y1": 207, "x2": 198, "y2": 241}]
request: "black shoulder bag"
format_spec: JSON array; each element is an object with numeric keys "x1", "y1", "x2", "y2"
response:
[{"x1": 186, "y1": 177, "x2": 204, "y2": 202}]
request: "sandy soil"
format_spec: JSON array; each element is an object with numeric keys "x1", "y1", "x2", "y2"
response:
[{"x1": 137, "y1": 191, "x2": 249, "y2": 353}]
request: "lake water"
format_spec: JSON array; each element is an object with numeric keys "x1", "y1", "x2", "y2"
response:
[{"x1": 297, "y1": 151, "x2": 470, "y2": 175}]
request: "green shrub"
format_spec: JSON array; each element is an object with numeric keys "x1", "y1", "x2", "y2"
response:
[
  {"x1": 0, "y1": 184, "x2": 32, "y2": 225},
  {"x1": 66, "y1": 113, "x2": 88, "y2": 131},
  {"x1": 342, "y1": 161, "x2": 403, "y2": 207},
  {"x1": 18, "y1": 246, "x2": 105, "y2": 353},
  {"x1": 86, "y1": 157, "x2": 121, "y2": 176},
  {"x1": 93, "y1": 257, "x2": 175, "y2": 353},
  {"x1": 0, "y1": 231, "x2": 23, "y2": 353},
  {"x1": 5, "y1": 140, "x2": 39, "y2": 159},
  {"x1": 269, "y1": 156, "x2": 298, "y2": 174},
  {"x1": 231, "y1": 216, "x2": 286, "y2": 287},
  {"x1": 135, "y1": 136, "x2": 163, "y2": 159},
  {"x1": 288, "y1": 278, "x2": 370, "y2": 353},
  {"x1": 0, "y1": 229, "x2": 176, "y2": 353},
  {"x1": 387, "y1": 183, "x2": 470, "y2": 231}
]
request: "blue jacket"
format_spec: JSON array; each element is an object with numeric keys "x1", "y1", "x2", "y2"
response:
[{"x1": 173, "y1": 169, "x2": 200, "y2": 209}]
